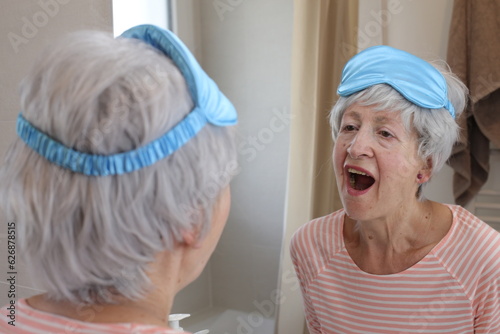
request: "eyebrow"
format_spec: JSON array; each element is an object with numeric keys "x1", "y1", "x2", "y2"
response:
[
  {"x1": 374, "y1": 115, "x2": 391, "y2": 124},
  {"x1": 344, "y1": 110, "x2": 361, "y2": 121}
]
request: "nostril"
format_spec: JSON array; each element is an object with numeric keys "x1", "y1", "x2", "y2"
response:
[
  {"x1": 348, "y1": 147, "x2": 368, "y2": 159},
  {"x1": 347, "y1": 138, "x2": 372, "y2": 159}
]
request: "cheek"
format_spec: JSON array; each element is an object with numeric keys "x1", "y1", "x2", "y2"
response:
[
  {"x1": 333, "y1": 139, "x2": 348, "y2": 156},
  {"x1": 383, "y1": 153, "x2": 418, "y2": 182},
  {"x1": 401, "y1": 152, "x2": 422, "y2": 175},
  {"x1": 332, "y1": 142, "x2": 346, "y2": 168},
  {"x1": 332, "y1": 142, "x2": 348, "y2": 183}
]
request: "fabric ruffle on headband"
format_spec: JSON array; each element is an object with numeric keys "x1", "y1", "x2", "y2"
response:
[
  {"x1": 16, "y1": 25, "x2": 237, "y2": 176},
  {"x1": 337, "y1": 45, "x2": 456, "y2": 119}
]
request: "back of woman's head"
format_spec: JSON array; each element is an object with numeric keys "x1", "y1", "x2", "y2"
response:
[{"x1": 0, "y1": 31, "x2": 236, "y2": 303}]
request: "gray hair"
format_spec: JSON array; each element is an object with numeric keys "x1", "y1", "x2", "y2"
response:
[
  {"x1": 330, "y1": 61, "x2": 468, "y2": 196},
  {"x1": 0, "y1": 31, "x2": 236, "y2": 304}
]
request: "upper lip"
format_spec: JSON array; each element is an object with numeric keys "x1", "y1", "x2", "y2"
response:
[{"x1": 344, "y1": 164, "x2": 375, "y2": 179}]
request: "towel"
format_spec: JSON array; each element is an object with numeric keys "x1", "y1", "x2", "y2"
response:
[{"x1": 447, "y1": 0, "x2": 500, "y2": 206}]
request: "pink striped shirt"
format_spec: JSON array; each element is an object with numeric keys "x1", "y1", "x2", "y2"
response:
[
  {"x1": 291, "y1": 205, "x2": 500, "y2": 333},
  {"x1": 0, "y1": 299, "x2": 189, "y2": 334}
]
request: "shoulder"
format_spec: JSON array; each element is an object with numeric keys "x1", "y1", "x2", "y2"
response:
[
  {"x1": 0, "y1": 299, "x2": 179, "y2": 333},
  {"x1": 435, "y1": 205, "x2": 500, "y2": 291},
  {"x1": 290, "y1": 209, "x2": 344, "y2": 261},
  {"x1": 0, "y1": 299, "x2": 56, "y2": 332},
  {"x1": 447, "y1": 204, "x2": 500, "y2": 246}
]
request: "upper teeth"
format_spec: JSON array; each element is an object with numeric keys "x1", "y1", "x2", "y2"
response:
[{"x1": 348, "y1": 168, "x2": 368, "y2": 176}]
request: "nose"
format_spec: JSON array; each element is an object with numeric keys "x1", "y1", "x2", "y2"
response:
[{"x1": 347, "y1": 129, "x2": 373, "y2": 159}]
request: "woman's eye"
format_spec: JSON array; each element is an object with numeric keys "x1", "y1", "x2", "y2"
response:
[
  {"x1": 342, "y1": 125, "x2": 356, "y2": 132},
  {"x1": 379, "y1": 130, "x2": 393, "y2": 138}
]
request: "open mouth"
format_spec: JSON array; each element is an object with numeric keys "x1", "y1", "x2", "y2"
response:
[{"x1": 347, "y1": 167, "x2": 375, "y2": 191}]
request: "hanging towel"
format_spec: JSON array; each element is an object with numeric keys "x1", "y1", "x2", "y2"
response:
[{"x1": 447, "y1": 0, "x2": 500, "y2": 206}]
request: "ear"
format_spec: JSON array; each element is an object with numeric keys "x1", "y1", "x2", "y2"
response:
[
  {"x1": 417, "y1": 157, "x2": 433, "y2": 184},
  {"x1": 181, "y1": 227, "x2": 203, "y2": 249}
]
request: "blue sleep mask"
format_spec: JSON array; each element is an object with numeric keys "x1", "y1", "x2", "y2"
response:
[
  {"x1": 16, "y1": 25, "x2": 237, "y2": 176},
  {"x1": 337, "y1": 45, "x2": 455, "y2": 118}
]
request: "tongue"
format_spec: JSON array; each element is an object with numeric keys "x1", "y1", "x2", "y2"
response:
[{"x1": 354, "y1": 174, "x2": 374, "y2": 190}]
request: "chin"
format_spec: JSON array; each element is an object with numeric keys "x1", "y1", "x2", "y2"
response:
[{"x1": 340, "y1": 197, "x2": 376, "y2": 221}]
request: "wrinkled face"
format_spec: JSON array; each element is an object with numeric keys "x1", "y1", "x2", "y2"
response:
[{"x1": 333, "y1": 103, "x2": 427, "y2": 221}]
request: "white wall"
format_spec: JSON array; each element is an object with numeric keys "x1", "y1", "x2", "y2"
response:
[
  {"x1": 358, "y1": 0, "x2": 456, "y2": 204},
  {"x1": 0, "y1": 0, "x2": 113, "y2": 307},
  {"x1": 197, "y1": 0, "x2": 293, "y2": 313},
  {"x1": 112, "y1": 0, "x2": 168, "y2": 36}
]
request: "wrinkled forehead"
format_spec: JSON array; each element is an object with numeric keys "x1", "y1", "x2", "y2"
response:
[{"x1": 342, "y1": 102, "x2": 418, "y2": 137}]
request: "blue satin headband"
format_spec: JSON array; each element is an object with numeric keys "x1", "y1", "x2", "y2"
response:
[
  {"x1": 16, "y1": 25, "x2": 237, "y2": 176},
  {"x1": 337, "y1": 45, "x2": 455, "y2": 119}
]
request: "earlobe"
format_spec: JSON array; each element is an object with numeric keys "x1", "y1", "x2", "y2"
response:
[
  {"x1": 417, "y1": 173, "x2": 430, "y2": 184},
  {"x1": 417, "y1": 158, "x2": 433, "y2": 184},
  {"x1": 181, "y1": 229, "x2": 202, "y2": 249}
]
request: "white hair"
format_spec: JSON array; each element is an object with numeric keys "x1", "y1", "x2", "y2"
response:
[
  {"x1": 0, "y1": 31, "x2": 236, "y2": 303},
  {"x1": 330, "y1": 61, "x2": 468, "y2": 197}
]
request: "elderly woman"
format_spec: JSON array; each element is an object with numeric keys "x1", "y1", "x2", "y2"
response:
[
  {"x1": 0, "y1": 25, "x2": 236, "y2": 333},
  {"x1": 291, "y1": 46, "x2": 500, "y2": 333}
]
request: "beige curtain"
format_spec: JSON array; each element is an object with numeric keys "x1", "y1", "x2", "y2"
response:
[{"x1": 276, "y1": 1, "x2": 358, "y2": 333}]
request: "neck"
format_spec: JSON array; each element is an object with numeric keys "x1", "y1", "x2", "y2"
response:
[
  {"x1": 345, "y1": 199, "x2": 434, "y2": 253},
  {"x1": 27, "y1": 248, "x2": 185, "y2": 328},
  {"x1": 343, "y1": 200, "x2": 453, "y2": 275},
  {"x1": 27, "y1": 291, "x2": 174, "y2": 327},
  {"x1": 97, "y1": 278, "x2": 176, "y2": 326}
]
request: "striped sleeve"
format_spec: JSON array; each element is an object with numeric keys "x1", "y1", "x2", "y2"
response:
[
  {"x1": 472, "y1": 232, "x2": 500, "y2": 333},
  {"x1": 290, "y1": 233, "x2": 322, "y2": 334},
  {"x1": 290, "y1": 211, "x2": 343, "y2": 334},
  {"x1": 434, "y1": 206, "x2": 500, "y2": 333},
  {"x1": 474, "y1": 259, "x2": 500, "y2": 333}
]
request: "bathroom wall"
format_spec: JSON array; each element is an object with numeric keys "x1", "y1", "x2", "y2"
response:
[
  {"x1": 0, "y1": 0, "x2": 113, "y2": 308},
  {"x1": 196, "y1": 0, "x2": 293, "y2": 313}
]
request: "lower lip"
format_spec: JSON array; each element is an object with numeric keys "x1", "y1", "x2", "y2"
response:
[{"x1": 346, "y1": 176, "x2": 373, "y2": 196}]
